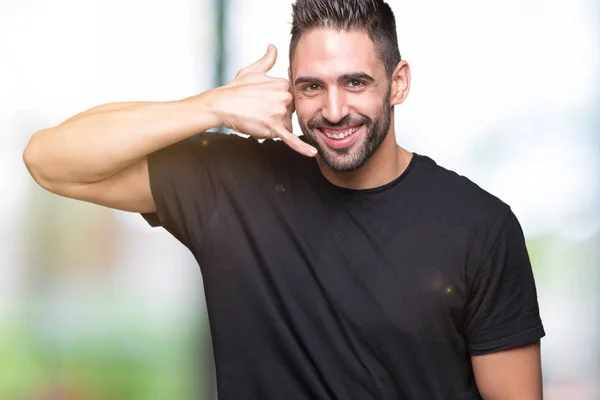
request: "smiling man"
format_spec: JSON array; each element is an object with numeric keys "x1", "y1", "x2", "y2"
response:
[
  {"x1": 293, "y1": 28, "x2": 400, "y2": 177},
  {"x1": 23, "y1": 0, "x2": 545, "y2": 399}
]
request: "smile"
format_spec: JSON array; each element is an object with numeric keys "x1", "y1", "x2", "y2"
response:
[{"x1": 320, "y1": 125, "x2": 361, "y2": 140}]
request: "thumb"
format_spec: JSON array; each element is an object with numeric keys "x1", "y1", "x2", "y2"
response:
[{"x1": 240, "y1": 44, "x2": 277, "y2": 75}]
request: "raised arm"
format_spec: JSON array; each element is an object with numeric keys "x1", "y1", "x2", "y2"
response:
[
  {"x1": 23, "y1": 98, "x2": 221, "y2": 213},
  {"x1": 22, "y1": 45, "x2": 316, "y2": 213}
]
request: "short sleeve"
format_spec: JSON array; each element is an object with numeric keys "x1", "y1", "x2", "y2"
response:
[
  {"x1": 141, "y1": 132, "x2": 241, "y2": 249},
  {"x1": 465, "y1": 210, "x2": 545, "y2": 355}
]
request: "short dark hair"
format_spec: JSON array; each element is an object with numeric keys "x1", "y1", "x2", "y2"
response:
[{"x1": 289, "y1": 0, "x2": 401, "y2": 77}]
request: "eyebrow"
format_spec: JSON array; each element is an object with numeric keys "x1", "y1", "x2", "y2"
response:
[{"x1": 294, "y1": 72, "x2": 375, "y2": 86}]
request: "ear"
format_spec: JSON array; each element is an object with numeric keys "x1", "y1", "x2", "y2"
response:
[
  {"x1": 389, "y1": 60, "x2": 411, "y2": 106},
  {"x1": 287, "y1": 67, "x2": 297, "y2": 115},
  {"x1": 288, "y1": 67, "x2": 296, "y2": 98}
]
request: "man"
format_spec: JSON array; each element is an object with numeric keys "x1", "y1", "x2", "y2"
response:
[{"x1": 23, "y1": 0, "x2": 545, "y2": 398}]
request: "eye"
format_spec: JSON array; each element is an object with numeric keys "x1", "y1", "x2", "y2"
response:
[
  {"x1": 301, "y1": 83, "x2": 322, "y2": 96},
  {"x1": 348, "y1": 79, "x2": 365, "y2": 88},
  {"x1": 304, "y1": 84, "x2": 321, "y2": 92}
]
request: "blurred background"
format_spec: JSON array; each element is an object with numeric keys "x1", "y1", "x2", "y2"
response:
[{"x1": 1, "y1": 0, "x2": 598, "y2": 398}]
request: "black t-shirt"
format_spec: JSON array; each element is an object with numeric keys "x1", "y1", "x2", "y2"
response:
[{"x1": 142, "y1": 132, "x2": 545, "y2": 400}]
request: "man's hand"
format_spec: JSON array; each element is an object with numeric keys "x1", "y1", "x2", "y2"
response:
[{"x1": 208, "y1": 45, "x2": 317, "y2": 157}]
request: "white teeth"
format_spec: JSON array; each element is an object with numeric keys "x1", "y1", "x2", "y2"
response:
[{"x1": 323, "y1": 126, "x2": 360, "y2": 139}]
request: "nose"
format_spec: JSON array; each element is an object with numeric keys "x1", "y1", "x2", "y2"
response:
[{"x1": 321, "y1": 88, "x2": 349, "y2": 124}]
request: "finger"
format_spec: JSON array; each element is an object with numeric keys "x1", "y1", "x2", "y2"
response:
[
  {"x1": 283, "y1": 114, "x2": 293, "y2": 134},
  {"x1": 284, "y1": 103, "x2": 295, "y2": 134},
  {"x1": 273, "y1": 125, "x2": 317, "y2": 157},
  {"x1": 283, "y1": 91, "x2": 295, "y2": 133},
  {"x1": 238, "y1": 44, "x2": 277, "y2": 76},
  {"x1": 288, "y1": 85, "x2": 296, "y2": 115}
]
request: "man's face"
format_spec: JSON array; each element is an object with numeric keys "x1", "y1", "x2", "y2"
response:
[{"x1": 291, "y1": 28, "x2": 392, "y2": 172}]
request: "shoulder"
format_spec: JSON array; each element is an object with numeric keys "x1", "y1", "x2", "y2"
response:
[
  {"x1": 411, "y1": 154, "x2": 529, "y2": 282},
  {"x1": 412, "y1": 153, "x2": 513, "y2": 232}
]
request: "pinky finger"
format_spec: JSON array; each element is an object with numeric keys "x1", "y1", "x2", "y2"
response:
[{"x1": 274, "y1": 127, "x2": 317, "y2": 157}]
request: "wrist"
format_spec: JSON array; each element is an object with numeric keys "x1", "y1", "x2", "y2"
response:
[{"x1": 176, "y1": 89, "x2": 224, "y2": 131}]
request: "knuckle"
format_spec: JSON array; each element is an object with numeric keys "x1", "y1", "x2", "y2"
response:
[
  {"x1": 266, "y1": 116, "x2": 278, "y2": 127},
  {"x1": 277, "y1": 105, "x2": 288, "y2": 116},
  {"x1": 263, "y1": 126, "x2": 274, "y2": 138},
  {"x1": 270, "y1": 78, "x2": 288, "y2": 90}
]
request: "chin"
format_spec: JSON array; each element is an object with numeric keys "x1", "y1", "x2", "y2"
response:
[{"x1": 319, "y1": 148, "x2": 370, "y2": 173}]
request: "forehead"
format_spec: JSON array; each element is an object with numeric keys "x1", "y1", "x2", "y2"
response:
[{"x1": 291, "y1": 28, "x2": 384, "y2": 79}]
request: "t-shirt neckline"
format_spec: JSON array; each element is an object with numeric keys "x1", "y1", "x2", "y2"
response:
[{"x1": 312, "y1": 152, "x2": 421, "y2": 196}]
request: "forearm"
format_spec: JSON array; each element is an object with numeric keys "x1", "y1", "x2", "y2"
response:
[{"x1": 23, "y1": 92, "x2": 220, "y2": 186}]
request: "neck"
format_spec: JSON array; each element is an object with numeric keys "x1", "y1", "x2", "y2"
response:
[{"x1": 317, "y1": 122, "x2": 413, "y2": 190}]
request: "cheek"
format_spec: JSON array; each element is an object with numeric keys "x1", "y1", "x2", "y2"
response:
[
  {"x1": 347, "y1": 93, "x2": 385, "y2": 117},
  {"x1": 294, "y1": 98, "x2": 318, "y2": 123}
]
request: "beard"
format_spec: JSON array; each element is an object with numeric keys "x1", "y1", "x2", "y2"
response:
[{"x1": 298, "y1": 89, "x2": 392, "y2": 173}]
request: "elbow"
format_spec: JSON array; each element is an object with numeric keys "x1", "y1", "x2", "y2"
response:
[
  {"x1": 23, "y1": 131, "x2": 56, "y2": 191},
  {"x1": 23, "y1": 134, "x2": 41, "y2": 180}
]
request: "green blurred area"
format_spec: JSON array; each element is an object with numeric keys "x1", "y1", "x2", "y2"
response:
[{"x1": 0, "y1": 318, "x2": 205, "y2": 399}]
